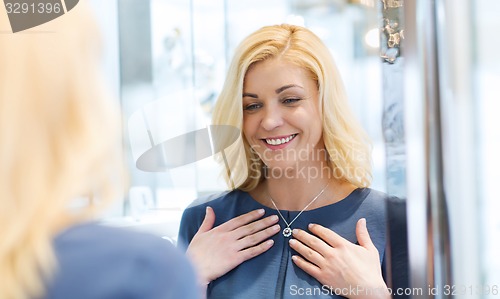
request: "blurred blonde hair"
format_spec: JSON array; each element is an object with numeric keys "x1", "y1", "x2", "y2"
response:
[
  {"x1": 212, "y1": 24, "x2": 372, "y2": 191},
  {"x1": 0, "y1": 4, "x2": 123, "y2": 299}
]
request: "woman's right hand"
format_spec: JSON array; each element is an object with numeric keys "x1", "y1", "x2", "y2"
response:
[{"x1": 186, "y1": 206, "x2": 280, "y2": 285}]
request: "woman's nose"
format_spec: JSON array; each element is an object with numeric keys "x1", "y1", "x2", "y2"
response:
[{"x1": 261, "y1": 105, "x2": 284, "y2": 131}]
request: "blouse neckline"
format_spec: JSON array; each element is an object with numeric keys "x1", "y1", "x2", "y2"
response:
[{"x1": 240, "y1": 187, "x2": 367, "y2": 213}]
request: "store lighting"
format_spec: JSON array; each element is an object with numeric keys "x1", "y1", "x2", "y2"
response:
[{"x1": 365, "y1": 27, "x2": 380, "y2": 48}]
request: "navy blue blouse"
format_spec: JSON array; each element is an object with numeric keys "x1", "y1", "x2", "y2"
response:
[
  {"x1": 178, "y1": 188, "x2": 389, "y2": 299},
  {"x1": 44, "y1": 222, "x2": 200, "y2": 299}
]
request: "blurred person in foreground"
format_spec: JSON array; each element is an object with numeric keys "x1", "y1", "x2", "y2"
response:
[{"x1": 0, "y1": 4, "x2": 199, "y2": 299}]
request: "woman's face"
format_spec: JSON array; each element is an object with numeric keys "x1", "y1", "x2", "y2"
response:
[{"x1": 242, "y1": 58, "x2": 324, "y2": 171}]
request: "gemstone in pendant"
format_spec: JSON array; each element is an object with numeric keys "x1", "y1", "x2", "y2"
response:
[{"x1": 283, "y1": 227, "x2": 292, "y2": 237}]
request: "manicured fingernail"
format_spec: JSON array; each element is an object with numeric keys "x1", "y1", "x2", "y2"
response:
[
  {"x1": 257, "y1": 209, "x2": 265, "y2": 215},
  {"x1": 292, "y1": 229, "x2": 299, "y2": 235},
  {"x1": 271, "y1": 215, "x2": 279, "y2": 221},
  {"x1": 291, "y1": 255, "x2": 298, "y2": 262},
  {"x1": 308, "y1": 223, "x2": 315, "y2": 229},
  {"x1": 289, "y1": 239, "x2": 297, "y2": 246}
]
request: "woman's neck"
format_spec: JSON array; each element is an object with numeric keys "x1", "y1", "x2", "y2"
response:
[{"x1": 250, "y1": 175, "x2": 357, "y2": 211}]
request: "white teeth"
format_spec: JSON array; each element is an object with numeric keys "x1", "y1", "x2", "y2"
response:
[{"x1": 265, "y1": 134, "x2": 296, "y2": 145}]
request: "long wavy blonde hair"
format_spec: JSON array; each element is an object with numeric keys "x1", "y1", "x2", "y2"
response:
[
  {"x1": 212, "y1": 24, "x2": 372, "y2": 191},
  {"x1": 0, "y1": 4, "x2": 123, "y2": 299}
]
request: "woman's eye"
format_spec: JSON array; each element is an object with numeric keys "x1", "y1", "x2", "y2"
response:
[
  {"x1": 244, "y1": 103, "x2": 262, "y2": 111},
  {"x1": 283, "y1": 98, "x2": 301, "y2": 104}
]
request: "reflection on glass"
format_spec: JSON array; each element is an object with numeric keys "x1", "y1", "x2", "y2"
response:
[
  {"x1": 476, "y1": 0, "x2": 500, "y2": 295},
  {"x1": 107, "y1": 0, "x2": 391, "y2": 242}
]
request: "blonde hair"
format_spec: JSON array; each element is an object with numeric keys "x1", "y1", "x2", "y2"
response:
[
  {"x1": 212, "y1": 24, "x2": 372, "y2": 191},
  {"x1": 0, "y1": 4, "x2": 123, "y2": 299}
]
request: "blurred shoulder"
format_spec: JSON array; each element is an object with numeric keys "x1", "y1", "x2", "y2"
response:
[
  {"x1": 48, "y1": 221, "x2": 199, "y2": 299},
  {"x1": 54, "y1": 221, "x2": 186, "y2": 265}
]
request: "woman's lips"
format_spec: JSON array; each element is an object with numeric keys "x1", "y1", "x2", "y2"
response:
[{"x1": 261, "y1": 134, "x2": 297, "y2": 149}]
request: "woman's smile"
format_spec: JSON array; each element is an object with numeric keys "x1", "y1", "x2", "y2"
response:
[{"x1": 262, "y1": 133, "x2": 298, "y2": 149}]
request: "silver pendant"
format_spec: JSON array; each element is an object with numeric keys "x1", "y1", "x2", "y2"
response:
[{"x1": 283, "y1": 227, "x2": 292, "y2": 237}]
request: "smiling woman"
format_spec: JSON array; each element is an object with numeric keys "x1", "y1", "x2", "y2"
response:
[
  {"x1": 178, "y1": 24, "x2": 399, "y2": 299},
  {"x1": 242, "y1": 59, "x2": 323, "y2": 178},
  {"x1": 212, "y1": 24, "x2": 373, "y2": 193}
]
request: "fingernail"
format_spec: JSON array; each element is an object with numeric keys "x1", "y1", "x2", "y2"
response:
[
  {"x1": 308, "y1": 223, "x2": 315, "y2": 229},
  {"x1": 271, "y1": 215, "x2": 279, "y2": 221},
  {"x1": 360, "y1": 218, "x2": 366, "y2": 227},
  {"x1": 289, "y1": 239, "x2": 297, "y2": 246},
  {"x1": 272, "y1": 224, "x2": 280, "y2": 231},
  {"x1": 266, "y1": 239, "x2": 274, "y2": 246},
  {"x1": 291, "y1": 255, "x2": 298, "y2": 262},
  {"x1": 257, "y1": 209, "x2": 265, "y2": 215},
  {"x1": 292, "y1": 229, "x2": 299, "y2": 235},
  {"x1": 205, "y1": 206, "x2": 210, "y2": 214}
]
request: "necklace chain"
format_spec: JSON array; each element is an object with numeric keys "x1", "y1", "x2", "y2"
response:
[{"x1": 268, "y1": 182, "x2": 330, "y2": 237}]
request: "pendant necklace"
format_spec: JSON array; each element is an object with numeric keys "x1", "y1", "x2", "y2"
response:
[{"x1": 268, "y1": 182, "x2": 330, "y2": 237}]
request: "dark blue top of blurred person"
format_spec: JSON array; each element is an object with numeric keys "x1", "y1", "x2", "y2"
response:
[{"x1": 43, "y1": 222, "x2": 200, "y2": 299}]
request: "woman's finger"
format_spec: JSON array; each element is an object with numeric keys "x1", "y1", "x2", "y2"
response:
[
  {"x1": 197, "y1": 206, "x2": 216, "y2": 234},
  {"x1": 237, "y1": 223, "x2": 280, "y2": 249},
  {"x1": 291, "y1": 254, "x2": 322, "y2": 278},
  {"x1": 288, "y1": 238, "x2": 324, "y2": 267},
  {"x1": 308, "y1": 223, "x2": 348, "y2": 248},
  {"x1": 356, "y1": 218, "x2": 376, "y2": 251},
  {"x1": 232, "y1": 215, "x2": 279, "y2": 239},
  {"x1": 292, "y1": 228, "x2": 333, "y2": 258},
  {"x1": 238, "y1": 239, "x2": 275, "y2": 263},
  {"x1": 218, "y1": 208, "x2": 266, "y2": 231}
]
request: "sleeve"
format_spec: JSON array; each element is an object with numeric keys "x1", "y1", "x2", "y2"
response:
[{"x1": 177, "y1": 204, "x2": 206, "y2": 251}]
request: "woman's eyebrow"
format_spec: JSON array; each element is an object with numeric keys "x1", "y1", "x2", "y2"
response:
[
  {"x1": 243, "y1": 84, "x2": 303, "y2": 98},
  {"x1": 242, "y1": 92, "x2": 258, "y2": 98},
  {"x1": 275, "y1": 84, "x2": 303, "y2": 94}
]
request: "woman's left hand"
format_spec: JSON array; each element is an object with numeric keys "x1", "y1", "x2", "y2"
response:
[{"x1": 289, "y1": 218, "x2": 390, "y2": 299}]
